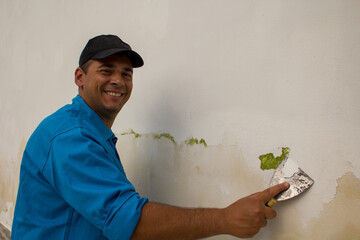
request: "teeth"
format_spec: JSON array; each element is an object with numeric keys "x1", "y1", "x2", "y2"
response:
[{"x1": 106, "y1": 91, "x2": 123, "y2": 97}]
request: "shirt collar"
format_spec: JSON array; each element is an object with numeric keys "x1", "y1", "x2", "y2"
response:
[{"x1": 72, "y1": 95, "x2": 116, "y2": 142}]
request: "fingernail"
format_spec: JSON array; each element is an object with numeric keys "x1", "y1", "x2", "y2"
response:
[{"x1": 284, "y1": 182, "x2": 290, "y2": 188}]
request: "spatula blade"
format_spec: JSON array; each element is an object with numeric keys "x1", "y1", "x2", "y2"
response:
[{"x1": 269, "y1": 157, "x2": 314, "y2": 201}]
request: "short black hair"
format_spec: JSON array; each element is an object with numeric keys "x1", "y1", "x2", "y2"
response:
[{"x1": 80, "y1": 60, "x2": 92, "y2": 74}]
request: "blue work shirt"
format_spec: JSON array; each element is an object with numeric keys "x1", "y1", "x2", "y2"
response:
[{"x1": 12, "y1": 95, "x2": 148, "y2": 240}]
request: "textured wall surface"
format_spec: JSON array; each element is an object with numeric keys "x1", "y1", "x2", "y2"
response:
[
  {"x1": 1, "y1": 0, "x2": 359, "y2": 239},
  {"x1": 0, "y1": 223, "x2": 10, "y2": 240},
  {"x1": 119, "y1": 135, "x2": 360, "y2": 239}
]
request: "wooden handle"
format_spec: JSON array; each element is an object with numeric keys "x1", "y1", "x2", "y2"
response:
[{"x1": 266, "y1": 198, "x2": 277, "y2": 207}]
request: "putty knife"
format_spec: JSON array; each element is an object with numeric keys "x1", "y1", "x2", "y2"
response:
[{"x1": 266, "y1": 157, "x2": 314, "y2": 207}]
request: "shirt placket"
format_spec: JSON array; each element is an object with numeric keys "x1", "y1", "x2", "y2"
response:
[{"x1": 107, "y1": 136, "x2": 126, "y2": 174}]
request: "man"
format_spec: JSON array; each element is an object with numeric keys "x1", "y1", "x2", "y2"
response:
[{"x1": 12, "y1": 34, "x2": 289, "y2": 239}]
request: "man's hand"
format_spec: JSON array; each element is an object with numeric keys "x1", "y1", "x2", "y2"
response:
[{"x1": 223, "y1": 182, "x2": 290, "y2": 238}]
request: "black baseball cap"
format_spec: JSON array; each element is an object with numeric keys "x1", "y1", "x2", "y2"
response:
[{"x1": 79, "y1": 34, "x2": 144, "y2": 68}]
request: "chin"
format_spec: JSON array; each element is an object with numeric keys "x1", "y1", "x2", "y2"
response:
[{"x1": 106, "y1": 106, "x2": 123, "y2": 114}]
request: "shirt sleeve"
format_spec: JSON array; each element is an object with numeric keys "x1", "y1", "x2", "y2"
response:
[{"x1": 42, "y1": 127, "x2": 148, "y2": 240}]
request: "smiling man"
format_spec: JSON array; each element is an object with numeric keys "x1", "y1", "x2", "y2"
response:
[
  {"x1": 11, "y1": 34, "x2": 289, "y2": 240},
  {"x1": 75, "y1": 54, "x2": 134, "y2": 128}
]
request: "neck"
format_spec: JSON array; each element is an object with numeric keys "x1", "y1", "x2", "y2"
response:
[{"x1": 101, "y1": 117, "x2": 114, "y2": 129}]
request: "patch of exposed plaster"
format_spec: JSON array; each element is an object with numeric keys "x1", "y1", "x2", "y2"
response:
[{"x1": 259, "y1": 147, "x2": 290, "y2": 170}]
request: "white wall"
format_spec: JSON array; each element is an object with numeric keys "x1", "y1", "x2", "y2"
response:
[{"x1": 1, "y1": 0, "x2": 359, "y2": 238}]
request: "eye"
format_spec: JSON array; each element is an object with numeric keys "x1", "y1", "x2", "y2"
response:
[
  {"x1": 100, "y1": 69, "x2": 112, "y2": 75},
  {"x1": 122, "y1": 72, "x2": 132, "y2": 78}
]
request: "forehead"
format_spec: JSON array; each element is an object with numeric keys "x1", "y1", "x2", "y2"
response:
[{"x1": 91, "y1": 54, "x2": 133, "y2": 69}]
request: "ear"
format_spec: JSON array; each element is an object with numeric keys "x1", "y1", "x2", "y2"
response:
[{"x1": 75, "y1": 67, "x2": 85, "y2": 87}]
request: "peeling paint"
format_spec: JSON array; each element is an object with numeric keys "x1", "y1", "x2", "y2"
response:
[
  {"x1": 121, "y1": 129, "x2": 142, "y2": 138},
  {"x1": 184, "y1": 137, "x2": 208, "y2": 147},
  {"x1": 120, "y1": 129, "x2": 207, "y2": 147},
  {"x1": 152, "y1": 133, "x2": 176, "y2": 144}
]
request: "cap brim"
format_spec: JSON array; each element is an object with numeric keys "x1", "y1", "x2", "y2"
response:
[{"x1": 92, "y1": 48, "x2": 144, "y2": 68}]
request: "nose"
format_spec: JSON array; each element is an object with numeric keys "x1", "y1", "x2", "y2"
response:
[{"x1": 110, "y1": 73, "x2": 125, "y2": 86}]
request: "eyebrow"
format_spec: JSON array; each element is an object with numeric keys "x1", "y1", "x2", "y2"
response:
[
  {"x1": 124, "y1": 67, "x2": 133, "y2": 73},
  {"x1": 98, "y1": 64, "x2": 133, "y2": 73}
]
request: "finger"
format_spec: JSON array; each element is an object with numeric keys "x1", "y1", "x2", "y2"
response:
[
  {"x1": 264, "y1": 207, "x2": 277, "y2": 219},
  {"x1": 262, "y1": 182, "x2": 290, "y2": 203}
]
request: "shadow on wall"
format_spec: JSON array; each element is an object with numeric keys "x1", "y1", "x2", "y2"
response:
[{"x1": 0, "y1": 223, "x2": 10, "y2": 240}]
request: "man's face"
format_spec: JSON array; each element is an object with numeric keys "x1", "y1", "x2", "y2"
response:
[{"x1": 75, "y1": 54, "x2": 133, "y2": 125}]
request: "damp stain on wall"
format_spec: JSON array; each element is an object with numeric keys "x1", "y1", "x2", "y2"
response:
[
  {"x1": 305, "y1": 172, "x2": 360, "y2": 239},
  {"x1": 270, "y1": 172, "x2": 360, "y2": 240},
  {"x1": 118, "y1": 134, "x2": 360, "y2": 239},
  {"x1": 0, "y1": 222, "x2": 11, "y2": 240},
  {"x1": 2, "y1": 135, "x2": 360, "y2": 240},
  {"x1": 0, "y1": 138, "x2": 26, "y2": 229}
]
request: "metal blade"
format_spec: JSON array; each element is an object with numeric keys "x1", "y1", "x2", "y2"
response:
[{"x1": 269, "y1": 157, "x2": 314, "y2": 201}]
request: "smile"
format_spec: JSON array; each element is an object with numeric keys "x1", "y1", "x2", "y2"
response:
[{"x1": 105, "y1": 91, "x2": 124, "y2": 97}]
